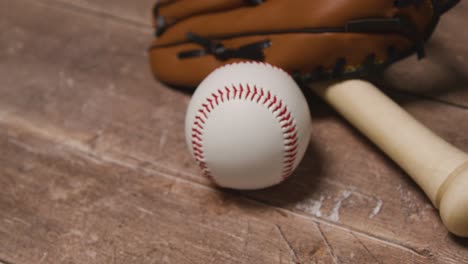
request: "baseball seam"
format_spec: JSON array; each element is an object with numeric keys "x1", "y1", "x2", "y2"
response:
[
  {"x1": 191, "y1": 83, "x2": 299, "y2": 183},
  {"x1": 216, "y1": 61, "x2": 290, "y2": 76}
]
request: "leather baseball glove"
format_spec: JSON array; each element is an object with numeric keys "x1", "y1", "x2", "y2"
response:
[{"x1": 149, "y1": 0, "x2": 460, "y2": 88}]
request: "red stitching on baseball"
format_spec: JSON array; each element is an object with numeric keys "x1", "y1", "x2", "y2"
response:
[
  {"x1": 191, "y1": 84, "x2": 299, "y2": 181},
  {"x1": 268, "y1": 96, "x2": 277, "y2": 108},
  {"x1": 232, "y1": 85, "x2": 238, "y2": 98},
  {"x1": 219, "y1": 61, "x2": 291, "y2": 78},
  {"x1": 257, "y1": 89, "x2": 264, "y2": 103},
  {"x1": 202, "y1": 103, "x2": 211, "y2": 113},
  {"x1": 284, "y1": 126, "x2": 296, "y2": 134},
  {"x1": 263, "y1": 91, "x2": 271, "y2": 104},
  {"x1": 192, "y1": 128, "x2": 202, "y2": 135},
  {"x1": 251, "y1": 86, "x2": 258, "y2": 101},
  {"x1": 212, "y1": 93, "x2": 219, "y2": 105},
  {"x1": 286, "y1": 138, "x2": 298, "y2": 146},
  {"x1": 193, "y1": 151, "x2": 203, "y2": 157},
  {"x1": 273, "y1": 101, "x2": 283, "y2": 112},
  {"x1": 192, "y1": 134, "x2": 202, "y2": 141},
  {"x1": 225, "y1": 86, "x2": 230, "y2": 99},
  {"x1": 192, "y1": 141, "x2": 202, "y2": 148},
  {"x1": 282, "y1": 120, "x2": 294, "y2": 129},
  {"x1": 196, "y1": 115, "x2": 205, "y2": 123},
  {"x1": 239, "y1": 84, "x2": 244, "y2": 99},
  {"x1": 279, "y1": 112, "x2": 290, "y2": 122},
  {"x1": 218, "y1": 89, "x2": 224, "y2": 103},
  {"x1": 198, "y1": 109, "x2": 207, "y2": 119},
  {"x1": 194, "y1": 122, "x2": 203, "y2": 130},
  {"x1": 246, "y1": 84, "x2": 251, "y2": 99}
]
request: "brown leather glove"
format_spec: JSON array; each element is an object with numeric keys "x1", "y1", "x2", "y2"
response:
[{"x1": 149, "y1": 0, "x2": 459, "y2": 88}]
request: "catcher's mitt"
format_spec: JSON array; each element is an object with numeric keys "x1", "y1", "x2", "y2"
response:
[{"x1": 149, "y1": 0, "x2": 460, "y2": 88}]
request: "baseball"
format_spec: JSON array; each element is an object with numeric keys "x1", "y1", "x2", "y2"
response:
[{"x1": 185, "y1": 62, "x2": 311, "y2": 190}]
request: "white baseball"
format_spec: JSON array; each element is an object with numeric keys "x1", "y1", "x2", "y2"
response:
[{"x1": 185, "y1": 62, "x2": 312, "y2": 190}]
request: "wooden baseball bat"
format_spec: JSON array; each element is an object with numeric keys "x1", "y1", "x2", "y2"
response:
[{"x1": 311, "y1": 80, "x2": 468, "y2": 237}]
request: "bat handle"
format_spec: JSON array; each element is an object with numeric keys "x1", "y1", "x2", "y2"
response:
[{"x1": 311, "y1": 80, "x2": 468, "y2": 237}]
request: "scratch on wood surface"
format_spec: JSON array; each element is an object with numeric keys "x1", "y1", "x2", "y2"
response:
[
  {"x1": 350, "y1": 232, "x2": 382, "y2": 264},
  {"x1": 323, "y1": 179, "x2": 380, "y2": 201},
  {"x1": 0, "y1": 110, "x2": 449, "y2": 259},
  {"x1": 39, "y1": 252, "x2": 48, "y2": 263},
  {"x1": 295, "y1": 195, "x2": 324, "y2": 218},
  {"x1": 369, "y1": 199, "x2": 383, "y2": 219},
  {"x1": 328, "y1": 191, "x2": 352, "y2": 222},
  {"x1": 159, "y1": 129, "x2": 168, "y2": 150},
  {"x1": 396, "y1": 184, "x2": 433, "y2": 223},
  {"x1": 85, "y1": 250, "x2": 97, "y2": 259},
  {"x1": 38, "y1": 0, "x2": 153, "y2": 33},
  {"x1": 6, "y1": 40, "x2": 24, "y2": 55},
  {"x1": 135, "y1": 205, "x2": 155, "y2": 216},
  {"x1": 275, "y1": 225, "x2": 298, "y2": 263},
  {"x1": 7, "y1": 138, "x2": 38, "y2": 154},
  {"x1": 2, "y1": 215, "x2": 32, "y2": 227},
  {"x1": 241, "y1": 221, "x2": 251, "y2": 253},
  {"x1": 13, "y1": 217, "x2": 31, "y2": 227},
  {"x1": 87, "y1": 131, "x2": 103, "y2": 150},
  {"x1": 59, "y1": 71, "x2": 75, "y2": 88},
  {"x1": 397, "y1": 184, "x2": 417, "y2": 208},
  {"x1": 317, "y1": 224, "x2": 340, "y2": 264},
  {"x1": 0, "y1": 110, "x2": 200, "y2": 182},
  {"x1": 64, "y1": 229, "x2": 85, "y2": 238}
]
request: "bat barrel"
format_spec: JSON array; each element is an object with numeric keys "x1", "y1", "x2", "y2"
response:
[
  {"x1": 438, "y1": 161, "x2": 468, "y2": 237},
  {"x1": 311, "y1": 80, "x2": 468, "y2": 237}
]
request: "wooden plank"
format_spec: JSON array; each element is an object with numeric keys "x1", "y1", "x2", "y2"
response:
[
  {"x1": 41, "y1": 0, "x2": 154, "y2": 26},
  {"x1": 1, "y1": 124, "x2": 326, "y2": 264},
  {"x1": 0, "y1": 0, "x2": 467, "y2": 263},
  {"x1": 46, "y1": 0, "x2": 468, "y2": 107},
  {"x1": 0, "y1": 123, "x2": 436, "y2": 264}
]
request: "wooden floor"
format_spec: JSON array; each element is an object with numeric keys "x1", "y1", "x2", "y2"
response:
[{"x1": 1, "y1": 0, "x2": 468, "y2": 263}]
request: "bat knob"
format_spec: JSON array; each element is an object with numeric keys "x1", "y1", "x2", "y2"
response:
[{"x1": 438, "y1": 163, "x2": 468, "y2": 237}]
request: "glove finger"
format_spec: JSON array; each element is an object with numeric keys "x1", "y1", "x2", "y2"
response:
[
  {"x1": 154, "y1": 0, "x2": 257, "y2": 35},
  {"x1": 150, "y1": 33, "x2": 412, "y2": 88},
  {"x1": 435, "y1": 0, "x2": 460, "y2": 14},
  {"x1": 154, "y1": 0, "x2": 434, "y2": 46}
]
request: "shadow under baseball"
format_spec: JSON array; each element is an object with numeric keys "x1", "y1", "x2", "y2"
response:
[{"x1": 214, "y1": 133, "x2": 326, "y2": 209}]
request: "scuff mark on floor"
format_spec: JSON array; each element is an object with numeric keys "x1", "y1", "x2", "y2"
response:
[
  {"x1": 328, "y1": 191, "x2": 352, "y2": 222},
  {"x1": 369, "y1": 199, "x2": 383, "y2": 219},
  {"x1": 295, "y1": 195, "x2": 324, "y2": 218}
]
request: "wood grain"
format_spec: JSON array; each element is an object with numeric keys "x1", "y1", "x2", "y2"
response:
[
  {"x1": 39, "y1": 0, "x2": 154, "y2": 27},
  {"x1": 0, "y1": 123, "x2": 437, "y2": 264},
  {"x1": 0, "y1": 0, "x2": 467, "y2": 263}
]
